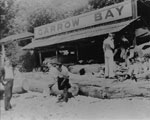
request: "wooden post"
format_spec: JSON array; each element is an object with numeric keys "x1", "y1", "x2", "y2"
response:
[
  {"x1": 39, "y1": 51, "x2": 42, "y2": 65},
  {"x1": 76, "y1": 44, "x2": 79, "y2": 62},
  {"x1": 132, "y1": 0, "x2": 138, "y2": 46},
  {"x1": 133, "y1": 35, "x2": 136, "y2": 47},
  {"x1": 56, "y1": 46, "x2": 59, "y2": 62},
  {"x1": 1, "y1": 44, "x2": 5, "y2": 66},
  {"x1": 132, "y1": 0, "x2": 138, "y2": 19}
]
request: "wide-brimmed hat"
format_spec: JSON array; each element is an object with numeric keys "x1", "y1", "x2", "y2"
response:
[{"x1": 50, "y1": 59, "x2": 61, "y2": 65}]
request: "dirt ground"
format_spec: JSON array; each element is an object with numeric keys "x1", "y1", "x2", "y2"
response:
[
  {"x1": 1, "y1": 66, "x2": 150, "y2": 120},
  {"x1": 1, "y1": 91, "x2": 150, "y2": 120}
]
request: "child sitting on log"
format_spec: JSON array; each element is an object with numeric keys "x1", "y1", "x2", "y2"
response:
[{"x1": 49, "y1": 60, "x2": 71, "y2": 103}]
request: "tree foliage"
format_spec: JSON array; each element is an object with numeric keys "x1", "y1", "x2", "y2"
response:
[
  {"x1": 0, "y1": 0, "x2": 130, "y2": 71},
  {"x1": 2, "y1": 0, "x2": 127, "y2": 36},
  {"x1": 2, "y1": 0, "x2": 149, "y2": 71},
  {"x1": 89, "y1": 0, "x2": 124, "y2": 9},
  {"x1": 0, "y1": 0, "x2": 15, "y2": 37}
]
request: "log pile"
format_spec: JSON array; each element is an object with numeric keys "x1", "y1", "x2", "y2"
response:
[
  {"x1": 1, "y1": 64, "x2": 150, "y2": 100},
  {"x1": 21, "y1": 70, "x2": 150, "y2": 99},
  {"x1": 49, "y1": 82, "x2": 79, "y2": 96}
]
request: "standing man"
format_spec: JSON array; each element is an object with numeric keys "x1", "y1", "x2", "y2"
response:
[
  {"x1": 1, "y1": 58, "x2": 15, "y2": 111},
  {"x1": 103, "y1": 33, "x2": 115, "y2": 79},
  {"x1": 50, "y1": 60, "x2": 71, "y2": 102}
]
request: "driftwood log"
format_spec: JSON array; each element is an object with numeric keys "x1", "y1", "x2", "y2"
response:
[
  {"x1": 22, "y1": 79, "x2": 79, "y2": 97},
  {"x1": 0, "y1": 79, "x2": 26, "y2": 95},
  {"x1": 49, "y1": 82, "x2": 79, "y2": 96},
  {"x1": 22, "y1": 79, "x2": 51, "y2": 93},
  {"x1": 69, "y1": 73, "x2": 150, "y2": 99},
  {"x1": 21, "y1": 72, "x2": 150, "y2": 99},
  {"x1": 1, "y1": 68, "x2": 150, "y2": 100},
  {"x1": 77, "y1": 80, "x2": 150, "y2": 99}
]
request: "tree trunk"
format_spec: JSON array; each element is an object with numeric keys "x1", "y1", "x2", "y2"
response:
[
  {"x1": 22, "y1": 79, "x2": 79, "y2": 97},
  {"x1": 49, "y1": 82, "x2": 79, "y2": 96},
  {"x1": 16, "y1": 72, "x2": 150, "y2": 99},
  {"x1": 12, "y1": 87, "x2": 26, "y2": 94},
  {"x1": 78, "y1": 80, "x2": 150, "y2": 99},
  {"x1": 22, "y1": 79, "x2": 50, "y2": 93}
]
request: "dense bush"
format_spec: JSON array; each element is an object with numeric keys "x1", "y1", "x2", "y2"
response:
[
  {"x1": 20, "y1": 51, "x2": 35, "y2": 72},
  {"x1": 5, "y1": 41, "x2": 35, "y2": 72}
]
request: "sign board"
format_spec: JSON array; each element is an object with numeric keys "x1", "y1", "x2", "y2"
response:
[{"x1": 35, "y1": 0, "x2": 133, "y2": 39}]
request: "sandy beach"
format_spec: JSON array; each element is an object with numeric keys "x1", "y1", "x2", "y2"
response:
[{"x1": 1, "y1": 91, "x2": 150, "y2": 120}]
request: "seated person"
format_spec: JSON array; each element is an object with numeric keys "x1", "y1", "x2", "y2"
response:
[{"x1": 49, "y1": 61, "x2": 71, "y2": 102}]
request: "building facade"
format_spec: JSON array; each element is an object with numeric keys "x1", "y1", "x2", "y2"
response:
[{"x1": 23, "y1": 0, "x2": 150, "y2": 66}]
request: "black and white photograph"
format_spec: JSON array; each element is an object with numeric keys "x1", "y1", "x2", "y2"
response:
[{"x1": 0, "y1": 0, "x2": 150, "y2": 120}]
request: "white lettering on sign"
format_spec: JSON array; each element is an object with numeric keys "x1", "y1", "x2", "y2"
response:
[
  {"x1": 35, "y1": 0, "x2": 132, "y2": 39},
  {"x1": 95, "y1": 6, "x2": 124, "y2": 21}
]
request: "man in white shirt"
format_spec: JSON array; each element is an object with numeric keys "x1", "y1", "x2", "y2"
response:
[{"x1": 103, "y1": 33, "x2": 115, "y2": 79}]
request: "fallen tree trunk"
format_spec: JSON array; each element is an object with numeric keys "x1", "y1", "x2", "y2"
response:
[
  {"x1": 12, "y1": 87, "x2": 26, "y2": 94},
  {"x1": 0, "y1": 81, "x2": 26, "y2": 95},
  {"x1": 22, "y1": 79, "x2": 50, "y2": 93},
  {"x1": 69, "y1": 73, "x2": 150, "y2": 99},
  {"x1": 11, "y1": 72, "x2": 150, "y2": 99},
  {"x1": 49, "y1": 82, "x2": 79, "y2": 96},
  {"x1": 78, "y1": 80, "x2": 150, "y2": 99},
  {"x1": 22, "y1": 79, "x2": 79, "y2": 97},
  {"x1": 78, "y1": 85, "x2": 104, "y2": 98}
]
